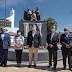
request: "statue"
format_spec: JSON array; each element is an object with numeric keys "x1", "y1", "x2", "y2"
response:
[
  {"x1": 35, "y1": 7, "x2": 41, "y2": 21},
  {"x1": 24, "y1": 7, "x2": 32, "y2": 20},
  {"x1": 31, "y1": 10, "x2": 37, "y2": 21},
  {"x1": 24, "y1": 6, "x2": 41, "y2": 21}
]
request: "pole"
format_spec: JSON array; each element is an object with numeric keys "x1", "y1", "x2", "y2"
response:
[{"x1": 5, "y1": 0, "x2": 6, "y2": 24}]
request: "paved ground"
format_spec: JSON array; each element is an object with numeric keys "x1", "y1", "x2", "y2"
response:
[{"x1": 0, "y1": 59, "x2": 72, "y2": 72}]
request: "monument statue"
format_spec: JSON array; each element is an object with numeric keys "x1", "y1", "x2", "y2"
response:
[
  {"x1": 24, "y1": 6, "x2": 41, "y2": 21},
  {"x1": 35, "y1": 7, "x2": 41, "y2": 21},
  {"x1": 24, "y1": 7, "x2": 32, "y2": 21},
  {"x1": 31, "y1": 10, "x2": 37, "y2": 21}
]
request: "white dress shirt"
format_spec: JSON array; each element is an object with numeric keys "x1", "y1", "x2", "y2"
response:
[
  {"x1": 51, "y1": 32, "x2": 55, "y2": 42},
  {"x1": 66, "y1": 33, "x2": 69, "y2": 37},
  {"x1": 32, "y1": 31, "x2": 36, "y2": 38}
]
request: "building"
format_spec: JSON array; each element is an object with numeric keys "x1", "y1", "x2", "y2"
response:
[
  {"x1": 6, "y1": 8, "x2": 15, "y2": 28},
  {"x1": 0, "y1": 8, "x2": 19, "y2": 46},
  {"x1": 0, "y1": 19, "x2": 11, "y2": 27}
]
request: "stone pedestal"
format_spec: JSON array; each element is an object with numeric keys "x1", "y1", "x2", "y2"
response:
[{"x1": 19, "y1": 21, "x2": 47, "y2": 46}]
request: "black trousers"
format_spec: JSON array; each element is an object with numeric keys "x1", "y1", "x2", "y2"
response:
[
  {"x1": 48, "y1": 49, "x2": 57, "y2": 67},
  {"x1": 62, "y1": 49, "x2": 71, "y2": 68},
  {"x1": 0, "y1": 49, "x2": 8, "y2": 65},
  {"x1": 15, "y1": 50, "x2": 22, "y2": 64}
]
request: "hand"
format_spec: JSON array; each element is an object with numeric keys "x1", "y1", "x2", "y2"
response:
[
  {"x1": 8, "y1": 46, "x2": 10, "y2": 49},
  {"x1": 15, "y1": 44, "x2": 20, "y2": 48},
  {"x1": 27, "y1": 45, "x2": 29, "y2": 48},
  {"x1": 38, "y1": 45, "x2": 40, "y2": 48},
  {"x1": 49, "y1": 44, "x2": 54, "y2": 48},
  {"x1": 19, "y1": 44, "x2": 22, "y2": 47},
  {"x1": 66, "y1": 45, "x2": 70, "y2": 48}
]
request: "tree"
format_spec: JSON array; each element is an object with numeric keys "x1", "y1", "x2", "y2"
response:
[{"x1": 46, "y1": 17, "x2": 57, "y2": 34}]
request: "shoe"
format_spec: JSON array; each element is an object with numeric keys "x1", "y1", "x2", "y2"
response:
[
  {"x1": 54, "y1": 67, "x2": 56, "y2": 70},
  {"x1": 19, "y1": 65, "x2": 21, "y2": 67},
  {"x1": 28, "y1": 65, "x2": 31, "y2": 67},
  {"x1": 34, "y1": 65, "x2": 36, "y2": 67},
  {"x1": 16, "y1": 65, "x2": 19, "y2": 67},
  {"x1": 63, "y1": 67, "x2": 66, "y2": 69},
  {"x1": 70, "y1": 68, "x2": 72, "y2": 71},
  {"x1": 19, "y1": 63, "x2": 21, "y2": 67},
  {"x1": 54, "y1": 66, "x2": 56, "y2": 70},
  {"x1": 4, "y1": 64, "x2": 6, "y2": 67},
  {"x1": 0, "y1": 64, "x2": 3, "y2": 66},
  {"x1": 48, "y1": 64, "x2": 52, "y2": 67}
]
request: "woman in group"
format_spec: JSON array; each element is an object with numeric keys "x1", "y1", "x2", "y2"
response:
[{"x1": 14, "y1": 30, "x2": 24, "y2": 67}]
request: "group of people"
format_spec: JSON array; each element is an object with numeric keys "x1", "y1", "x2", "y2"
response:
[
  {"x1": 24, "y1": 7, "x2": 41, "y2": 21},
  {"x1": 0, "y1": 25, "x2": 72, "y2": 71}
]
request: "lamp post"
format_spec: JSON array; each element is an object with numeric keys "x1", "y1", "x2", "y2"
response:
[{"x1": 5, "y1": 0, "x2": 6, "y2": 24}]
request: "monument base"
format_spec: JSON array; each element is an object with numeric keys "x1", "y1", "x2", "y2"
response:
[
  {"x1": 8, "y1": 48, "x2": 62, "y2": 61},
  {"x1": 19, "y1": 20, "x2": 47, "y2": 46}
]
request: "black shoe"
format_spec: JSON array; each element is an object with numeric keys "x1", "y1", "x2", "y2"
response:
[
  {"x1": 63, "y1": 67, "x2": 66, "y2": 69},
  {"x1": 34, "y1": 65, "x2": 36, "y2": 67},
  {"x1": 28, "y1": 65, "x2": 31, "y2": 67},
  {"x1": 4, "y1": 64, "x2": 6, "y2": 67},
  {"x1": 54, "y1": 66, "x2": 56, "y2": 70},
  {"x1": 19, "y1": 65, "x2": 21, "y2": 67},
  {"x1": 48, "y1": 64, "x2": 52, "y2": 67},
  {"x1": 70, "y1": 68, "x2": 72, "y2": 71},
  {"x1": 16, "y1": 65, "x2": 19, "y2": 67},
  {"x1": 54, "y1": 67, "x2": 56, "y2": 70},
  {"x1": 0, "y1": 64, "x2": 3, "y2": 66}
]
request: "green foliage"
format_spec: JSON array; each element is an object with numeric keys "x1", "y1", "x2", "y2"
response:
[{"x1": 46, "y1": 17, "x2": 57, "y2": 34}]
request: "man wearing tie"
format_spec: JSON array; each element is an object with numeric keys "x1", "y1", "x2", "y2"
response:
[
  {"x1": 47, "y1": 25, "x2": 59, "y2": 70},
  {"x1": 60, "y1": 27, "x2": 72, "y2": 70},
  {"x1": 27, "y1": 25, "x2": 41, "y2": 67},
  {"x1": 0, "y1": 26, "x2": 11, "y2": 67}
]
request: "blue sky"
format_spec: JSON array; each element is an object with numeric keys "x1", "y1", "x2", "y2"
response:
[{"x1": 0, "y1": 0, "x2": 72, "y2": 32}]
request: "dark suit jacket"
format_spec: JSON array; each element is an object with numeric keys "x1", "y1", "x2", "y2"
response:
[
  {"x1": 0, "y1": 33, "x2": 11, "y2": 49},
  {"x1": 27, "y1": 31, "x2": 41, "y2": 48},
  {"x1": 60, "y1": 33, "x2": 72, "y2": 50},
  {"x1": 47, "y1": 32, "x2": 59, "y2": 50}
]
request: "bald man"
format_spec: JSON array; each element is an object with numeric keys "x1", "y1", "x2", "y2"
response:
[{"x1": 60, "y1": 27, "x2": 72, "y2": 70}]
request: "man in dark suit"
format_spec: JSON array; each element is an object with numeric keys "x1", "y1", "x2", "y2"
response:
[
  {"x1": 47, "y1": 25, "x2": 59, "y2": 70},
  {"x1": 0, "y1": 26, "x2": 11, "y2": 67},
  {"x1": 60, "y1": 27, "x2": 72, "y2": 70},
  {"x1": 27, "y1": 25, "x2": 41, "y2": 67}
]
